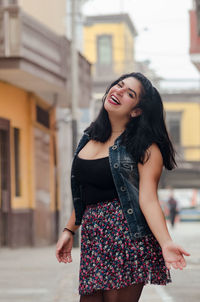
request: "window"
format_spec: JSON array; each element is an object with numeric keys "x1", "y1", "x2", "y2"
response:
[
  {"x1": 36, "y1": 105, "x2": 50, "y2": 129},
  {"x1": 0, "y1": 129, "x2": 8, "y2": 192},
  {"x1": 97, "y1": 35, "x2": 112, "y2": 65},
  {"x1": 166, "y1": 111, "x2": 182, "y2": 145},
  {"x1": 169, "y1": 119, "x2": 180, "y2": 144},
  {"x1": 14, "y1": 127, "x2": 20, "y2": 196},
  {"x1": 0, "y1": 0, "x2": 18, "y2": 5}
]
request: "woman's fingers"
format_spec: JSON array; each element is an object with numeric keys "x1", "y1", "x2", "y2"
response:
[
  {"x1": 176, "y1": 261, "x2": 183, "y2": 270},
  {"x1": 66, "y1": 252, "x2": 72, "y2": 263},
  {"x1": 56, "y1": 248, "x2": 65, "y2": 263},
  {"x1": 56, "y1": 240, "x2": 64, "y2": 262},
  {"x1": 175, "y1": 255, "x2": 187, "y2": 270},
  {"x1": 56, "y1": 248, "x2": 62, "y2": 262},
  {"x1": 57, "y1": 250, "x2": 72, "y2": 263},
  {"x1": 164, "y1": 244, "x2": 190, "y2": 269},
  {"x1": 171, "y1": 262, "x2": 178, "y2": 269},
  {"x1": 180, "y1": 257, "x2": 186, "y2": 267},
  {"x1": 55, "y1": 235, "x2": 73, "y2": 263},
  {"x1": 166, "y1": 255, "x2": 188, "y2": 270},
  {"x1": 178, "y1": 246, "x2": 190, "y2": 257},
  {"x1": 165, "y1": 261, "x2": 171, "y2": 270}
]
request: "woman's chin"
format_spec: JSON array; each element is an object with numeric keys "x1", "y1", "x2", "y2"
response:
[{"x1": 104, "y1": 101, "x2": 120, "y2": 113}]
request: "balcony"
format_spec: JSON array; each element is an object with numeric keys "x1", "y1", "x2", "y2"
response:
[
  {"x1": 92, "y1": 60, "x2": 135, "y2": 95},
  {"x1": 160, "y1": 158, "x2": 200, "y2": 189},
  {"x1": 189, "y1": 9, "x2": 200, "y2": 71},
  {"x1": 0, "y1": 5, "x2": 91, "y2": 107},
  {"x1": 159, "y1": 141, "x2": 200, "y2": 189}
]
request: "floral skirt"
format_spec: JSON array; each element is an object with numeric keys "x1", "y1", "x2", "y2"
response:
[{"x1": 79, "y1": 198, "x2": 171, "y2": 296}]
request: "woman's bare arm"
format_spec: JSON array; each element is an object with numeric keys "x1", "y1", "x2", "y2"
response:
[
  {"x1": 56, "y1": 209, "x2": 80, "y2": 263},
  {"x1": 138, "y1": 143, "x2": 190, "y2": 269},
  {"x1": 138, "y1": 143, "x2": 172, "y2": 247},
  {"x1": 65, "y1": 208, "x2": 81, "y2": 233}
]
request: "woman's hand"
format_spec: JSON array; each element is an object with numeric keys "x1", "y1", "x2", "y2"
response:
[
  {"x1": 56, "y1": 231, "x2": 74, "y2": 263},
  {"x1": 162, "y1": 241, "x2": 190, "y2": 270}
]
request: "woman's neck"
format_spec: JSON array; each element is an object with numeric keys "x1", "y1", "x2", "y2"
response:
[
  {"x1": 109, "y1": 116, "x2": 127, "y2": 135},
  {"x1": 112, "y1": 129, "x2": 124, "y2": 133},
  {"x1": 110, "y1": 127, "x2": 125, "y2": 142}
]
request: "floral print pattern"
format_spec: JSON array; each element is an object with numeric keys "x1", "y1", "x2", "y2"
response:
[{"x1": 79, "y1": 198, "x2": 171, "y2": 296}]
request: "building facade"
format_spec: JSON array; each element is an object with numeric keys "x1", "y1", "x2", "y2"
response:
[
  {"x1": 83, "y1": 13, "x2": 137, "y2": 108},
  {"x1": 0, "y1": 1, "x2": 91, "y2": 247},
  {"x1": 83, "y1": 13, "x2": 162, "y2": 120},
  {"x1": 0, "y1": 85, "x2": 58, "y2": 247},
  {"x1": 18, "y1": 0, "x2": 67, "y2": 35},
  {"x1": 163, "y1": 92, "x2": 200, "y2": 162},
  {"x1": 160, "y1": 91, "x2": 200, "y2": 189},
  {"x1": 189, "y1": 0, "x2": 200, "y2": 71},
  {"x1": 82, "y1": 10, "x2": 200, "y2": 189},
  {"x1": 161, "y1": 0, "x2": 200, "y2": 188}
]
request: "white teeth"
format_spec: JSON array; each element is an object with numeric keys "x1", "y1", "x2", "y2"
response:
[{"x1": 111, "y1": 95, "x2": 120, "y2": 104}]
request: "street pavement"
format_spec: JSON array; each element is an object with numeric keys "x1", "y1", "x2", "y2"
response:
[{"x1": 0, "y1": 222, "x2": 199, "y2": 302}]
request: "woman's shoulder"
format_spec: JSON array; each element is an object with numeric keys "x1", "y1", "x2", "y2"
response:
[
  {"x1": 143, "y1": 143, "x2": 163, "y2": 166},
  {"x1": 147, "y1": 142, "x2": 161, "y2": 152}
]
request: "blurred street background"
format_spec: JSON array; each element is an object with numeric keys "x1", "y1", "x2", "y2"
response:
[
  {"x1": 0, "y1": 0, "x2": 200, "y2": 301},
  {"x1": 0, "y1": 221, "x2": 199, "y2": 302}
]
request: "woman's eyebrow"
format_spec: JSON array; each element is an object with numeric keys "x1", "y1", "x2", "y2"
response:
[
  {"x1": 121, "y1": 81, "x2": 137, "y2": 98},
  {"x1": 128, "y1": 88, "x2": 137, "y2": 98}
]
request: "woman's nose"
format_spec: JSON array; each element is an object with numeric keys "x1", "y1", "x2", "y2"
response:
[{"x1": 117, "y1": 87, "x2": 126, "y2": 95}]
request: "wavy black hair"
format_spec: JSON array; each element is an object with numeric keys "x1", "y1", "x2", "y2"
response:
[{"x1": 85, "y1": 72, "x2": 176, "y2": 170}]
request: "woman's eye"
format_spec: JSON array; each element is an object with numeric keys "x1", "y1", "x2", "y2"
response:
[
  {"x1": 128, "y1": 93, "x2": 134, "y2": 98},
  {"x1": 117, "y1": 83, "x2": 122, "y2": 87}
]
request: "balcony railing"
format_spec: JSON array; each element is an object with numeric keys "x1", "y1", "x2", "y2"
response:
[
  {"x1": 93, "y1": 60, "x2": 135, "y2": 81},
  {"x1": 0, "y1": 4, "x2": 91, "y2": 106},
  {"x1": 0, "y1": 5, "x2": 68, "y2": 80}
]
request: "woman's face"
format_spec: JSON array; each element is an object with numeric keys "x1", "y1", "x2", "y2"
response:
[{"x1": 104, "y1": 77, "x2": 142, "y2": 120}]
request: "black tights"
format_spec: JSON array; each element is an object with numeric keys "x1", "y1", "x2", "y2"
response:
[{"x1": 80, "y1": 283, "x2": 144, "y2": 302}]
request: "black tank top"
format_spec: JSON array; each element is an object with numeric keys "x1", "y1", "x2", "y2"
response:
[{"x1": 73, "y1": 155, "x2": 118, "y2": 205}]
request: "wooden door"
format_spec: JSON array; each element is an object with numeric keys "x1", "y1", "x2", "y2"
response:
[{"x1": 0, "y1": 118, "x2": 11, "y2": 246}]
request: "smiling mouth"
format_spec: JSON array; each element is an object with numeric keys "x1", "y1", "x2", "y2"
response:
[{"x1": 109, "y1": 95, "x2": 120, "y2": 105}]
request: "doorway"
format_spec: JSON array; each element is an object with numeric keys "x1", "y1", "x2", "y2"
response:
[{"x1": 0, "y1": 118, "x2": 11, "y2": 246}]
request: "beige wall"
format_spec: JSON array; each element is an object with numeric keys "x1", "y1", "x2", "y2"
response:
[{"x1": 19, "y1": 0, "x2": 67, "y2": 35}]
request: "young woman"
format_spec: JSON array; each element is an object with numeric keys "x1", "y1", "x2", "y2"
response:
[{"x1": 56, "y1": 72, "x2": 190, "y2": 302}]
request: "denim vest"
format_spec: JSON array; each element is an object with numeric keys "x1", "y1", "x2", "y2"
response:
[{"x1": 71, "y1": 131, "x2": 152, "y2": 240}]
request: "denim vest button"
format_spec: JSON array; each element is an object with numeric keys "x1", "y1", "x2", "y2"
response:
[
  {"x1": 134, "y1": 232, "x2": 140, "y2": 238},
  {"x1": 114, "y1": 163, "x2": 119, "y2": 168},
  {"x1": 112, "y1": 145, "x2": 117, "y2": 150},
  {"x1": 127, "y1": 208, "x2": 133, "y2": 214},
  {"x1": 120, "y1": 186, "x2": 126, "y2": 192}
]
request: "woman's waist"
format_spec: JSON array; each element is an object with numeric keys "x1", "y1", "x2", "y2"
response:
[{"x1": 81, "y1": 184, "x2": 118, "y2": 205}]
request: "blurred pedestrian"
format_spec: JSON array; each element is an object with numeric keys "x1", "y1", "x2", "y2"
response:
[
  {"x1": 168, "y1": 193, "x2": 178, "y2": 228},
  {"x1": 56, "y1": 72, "x2": 190, "y2": 302}
]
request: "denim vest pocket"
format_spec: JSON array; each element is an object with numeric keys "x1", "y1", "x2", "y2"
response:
[{"x1": 120, "y1": 161, "x2": 139, "y2": 189}]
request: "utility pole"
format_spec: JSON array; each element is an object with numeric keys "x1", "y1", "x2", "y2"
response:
[
  {"x1": 71, "y1": 0, "x2": 78, "y2": 155},
  {"x1": 69, "y1": 0, "x2": 90, "y2": 247},
  {"x1": 71, "y1": 0, "x2": 79, "y2": 247}
]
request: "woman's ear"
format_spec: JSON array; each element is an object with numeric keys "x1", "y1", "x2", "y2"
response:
[{"x1": 131, "y1": 108, "x2": 142, "y2": 118}]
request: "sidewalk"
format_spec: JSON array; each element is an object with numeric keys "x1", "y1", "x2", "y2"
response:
[
  {"x1": 0, "y1": 248, "x2": 164, "y2": 302},
  {"x1": 0, "y1": 246, "x2": 164, "y2": 302},
  {"x1": 0, "y1": 222, "x2": 199, "y2": 302}
]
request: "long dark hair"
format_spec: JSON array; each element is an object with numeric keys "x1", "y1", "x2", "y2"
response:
[{"x1": 85, "y1": 72, "x2": 176, "y2": 170}]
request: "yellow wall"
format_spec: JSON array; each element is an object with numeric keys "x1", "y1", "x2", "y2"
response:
[
  {"x1": 0, "y1": 82, "x2": 56, "y2": 210},
  {"x1": 0, "y1": 82, "x2": 32, "y2": 209},
  {"x1": 83, "y1": 18, "x2": 200, "y2": 161},
  {"x1": 19, "y1": 0, "x2": 66, "y2": 35},
  {"x1": 164, "y1": 101, "x2": 200, "y2": 160},
  {"x1": 83, "y1": 21, "x2": 135, "y2": 74}
]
